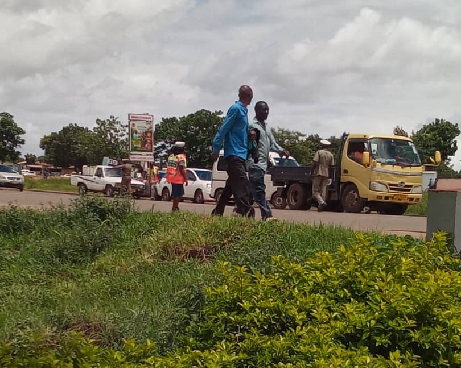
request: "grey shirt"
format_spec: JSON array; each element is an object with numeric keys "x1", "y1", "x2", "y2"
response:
[{"x1": 247, "y1": 118, "x2": 284, "y2": 172}]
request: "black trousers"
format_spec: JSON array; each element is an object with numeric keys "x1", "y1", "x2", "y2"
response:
[{"x1": 213, "y1": 156, "x2": 254, "y2": 217}]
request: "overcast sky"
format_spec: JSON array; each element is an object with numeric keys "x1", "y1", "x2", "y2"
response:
[{"x1": 2, "y1": 0, "x2": 461, "y2": 168}]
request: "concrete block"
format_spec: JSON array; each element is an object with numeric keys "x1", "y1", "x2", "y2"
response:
[{"x1": 426, "y1": 190, "x2": 461, "y2": 251}]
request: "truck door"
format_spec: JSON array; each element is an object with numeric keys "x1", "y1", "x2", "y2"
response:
[
  {"x1": 94, "y1": 167, "x2": 105, "y2": 191},
  {"x1": 341, "y1": 139, "x2": 370, "y2": 197}
]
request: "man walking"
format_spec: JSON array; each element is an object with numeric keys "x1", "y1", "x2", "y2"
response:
[
  {"x1": 120, "y1": 161, "x2": 133, "y2": 195},
  {"x1": 211, "y1": 85, "x2": 254, "y2": 218},
  {"x1": 248, "y1": 101, "x2": 289, "y2": 221},
  {"x1": 166, "y1": 141, "x2": 188, "y2": 212},
  {"x1": 312, "y1": 139, "x2": 335, "y2": 211}
]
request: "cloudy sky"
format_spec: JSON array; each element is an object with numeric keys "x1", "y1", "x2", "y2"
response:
[{"x1": 2, "y1": 0, "x2": 461, "y2": 168}]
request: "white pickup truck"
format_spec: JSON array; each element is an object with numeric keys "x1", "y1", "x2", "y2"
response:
[{"x1": 70, "y1": 165, "x2": 145, "y2": 197}]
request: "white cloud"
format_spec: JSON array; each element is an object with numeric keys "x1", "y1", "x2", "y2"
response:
[{"x1": 2, "y1": 0, "x2": 461, "y2": 169}]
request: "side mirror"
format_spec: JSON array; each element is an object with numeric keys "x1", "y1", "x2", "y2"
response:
[
  {"x1": 362, "y1": 151, "x2": 370, "y2": 166},
  {"x1": 434, "y1": 150, "x2": 441, "y2": 165}
]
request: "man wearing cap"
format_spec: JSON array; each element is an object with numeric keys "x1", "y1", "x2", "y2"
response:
[
  {"x1": 211, "y1": 85, "x2": 255, "y2": 218},
  {"x1": 166, "y1": 141, "x2": 188, "y2": 212},
  {"x1": 312, "y1": 139, "x2": 335, "y2": 211}
]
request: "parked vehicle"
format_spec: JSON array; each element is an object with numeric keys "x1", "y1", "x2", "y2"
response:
[
  {"x1": 150, "y1": 170, "x2": 166, "y2": 200},
  {"x1": 70, "y1": 165, "x2": 145, "y2": 197},
  {"x1": 0, "y1": 165, "x2": 24, "y2": 191},
  {"x1": 271, "y1": 133, "x2": 441, "y2": 214},
  {"x1": 20, "y1": 169, "x2": 36, "y2": 176},
  {"x1": 210, "y1": 150, "x2": 298, "y2": 209},
  {"x1": 157, "y1": 168, "x2": 212, "y2": 203}
]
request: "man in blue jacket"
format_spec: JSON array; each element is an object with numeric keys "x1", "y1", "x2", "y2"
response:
[{"x1": 211, "y1": 85, "x2": 255, "y2": 218}]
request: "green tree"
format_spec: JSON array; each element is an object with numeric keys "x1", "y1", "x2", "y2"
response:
[
  {"x1": 85, "y1": 116, "x2": 129, "y2": 164},
  {"x1": 24, "y1": 153, "x2": 37, "y2": 165},
  {"x1": 155, "y1": 109, "x2": 223, "y2": 168},
  {"x1": 393, "y1": 126, "x2": 409, "y2": 137},
  {"x1": 0, "y1": 112, "x2": 26, "y2": 163},
  {"x1": 40, "y1": 124, "x2": 94, "y2": 170},
  {"x1": 411, "y1": 118, "x2": 460, "y2": 164}
]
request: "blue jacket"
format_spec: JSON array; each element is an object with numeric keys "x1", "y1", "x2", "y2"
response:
[{"x1": 212, "y1": 101, "x2": 249, "y2": 160}]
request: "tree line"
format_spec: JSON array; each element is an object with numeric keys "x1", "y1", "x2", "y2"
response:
[{"x1": 0, "y1": 110, "x2": 460, "y2": 176}]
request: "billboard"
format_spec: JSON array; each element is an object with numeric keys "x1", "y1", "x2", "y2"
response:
[{"x1": 128, "y1": 113, "x2": 154, "y2": 156}]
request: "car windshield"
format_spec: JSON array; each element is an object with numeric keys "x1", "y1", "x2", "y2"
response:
[
  {"x1": 194, "y1": 170, "x2": 212, "y2": 181},
  {"x1": 0, "y1": 165, "x2": 16, "y2": 173},
  {"x1": 104, "y1": 167, "x2": 122, "y2": 177},
  {"x1": 369, "y1": 138, "x2": 422, "y2": 166},
  {"x1": 272, "y1": 157, "x2": 299, "y2": 167}
]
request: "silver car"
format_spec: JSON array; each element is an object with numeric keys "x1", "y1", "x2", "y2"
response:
[{"x1": 0, "y1": 165, "x2": 24, "y2": 191}]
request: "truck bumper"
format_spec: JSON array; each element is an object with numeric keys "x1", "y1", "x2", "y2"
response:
[{"x1": 367, "y1": 192, "x2": 422, "y2": 204}]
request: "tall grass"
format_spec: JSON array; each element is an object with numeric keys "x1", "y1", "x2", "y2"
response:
[
  {"x1": 24, "y1": 176, "x2": 78, "y2": 193},
  {"x1": 405, "y1": 191, "x2": 428, "y2": 215},
  {"x1": 0, "y1": 196, "x2": 406, "y2": 353}
]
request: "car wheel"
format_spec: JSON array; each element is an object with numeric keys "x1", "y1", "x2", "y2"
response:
[
  {"x1": 78, "y1": 183, "x2": 87, "y2": 195},
  {"x1": 215, "y1": 188, "x2": 223, "y2": 204},
  {"x1": 194, "y1": 189, "x2": 204, "y2": 204},
  {"x1": 341, "y1": 184, "x2": 365, "y2": 213},
  {"x1": 162, "y1": 188, "x2": 171, "y2": 201},
  {"x1": 105, "y1": 185, "x2": 114, "y2": 197},
  {"x1": 19, "y1": 186, "x2": 24, "y2": 192}
]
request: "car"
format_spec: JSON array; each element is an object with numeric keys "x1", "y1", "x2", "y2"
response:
[
  {"x1": 150, "y1": 170, "x2": 166, "y2": 200},
  {"x1": 0, "y1": 165, "x2": 24, "y2": 191},
  {"x1": 20, "y1": 169, "x2": 36, "y2": 176},
  {"x1": 158, "y1": 168, "x2": 212, "y2": 203}
]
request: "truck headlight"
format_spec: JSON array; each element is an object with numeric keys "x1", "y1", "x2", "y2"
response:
[
  {"x1": 411, "y1": 185, "x2": 422, "y2": 194},
  {"x1": 370, "y1": 181, "x2": 388, "y2": 192}
]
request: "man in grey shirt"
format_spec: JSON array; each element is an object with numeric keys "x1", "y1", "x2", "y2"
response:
[
  {"x1": 312, "y1": 139, "x2": 335, "y2": 211},
  {"x1": 247, "y1": 101, "x2": 288, "y2": 220}
]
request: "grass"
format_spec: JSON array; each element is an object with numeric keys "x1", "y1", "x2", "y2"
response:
[
  {"x1": 0, "y1": 195, "x2": 410, "y2": 353},
  {"x1": 24, "y1": 176, "x2": 78, "y2": 193}
]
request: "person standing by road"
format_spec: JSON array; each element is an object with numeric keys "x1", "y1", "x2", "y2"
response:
[
  {"x1": 312, "y1": 139, "x2": 335, "y2": 212},
  {"x1": 120, "y1": 161, "x2": 133, "y2": 195},
  {"x1": 166, "y1": 141, "x2": 188, "y2": 212},
  {"x1": 211, "y1": 85, "x2": 254, "y2": 218},
  {"x1": 248, "y1": 101, "x2": 289, "y2": 221}
]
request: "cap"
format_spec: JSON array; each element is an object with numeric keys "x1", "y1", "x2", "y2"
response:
[
  {"x1": 173, "y1": 141, "x2": 185, "y2": 148},
  {"x1": 320, "y1": 139, "x2": 331, "y2": 146}
]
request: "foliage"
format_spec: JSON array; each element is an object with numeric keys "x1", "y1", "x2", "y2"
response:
[
  {"x1": 40, "y1": 123, "x2": 94, "y2": 169},
  {"x1": 154, "y1": 109, "x2": 223, "y2": 168},
  {"x1": 0, "y1": 112, "x2": 26, "y2": 163},
  {"x1": 393, "y1": 126, "x2": 409, "y2": 137},
  {"x1": 89, "y1": 116, "x2": 129, "y2": 163},
  {"x1": 24, "y1": 176, "x2": 78, "y2": 192},
  {"x1": 411, "y1": 118, "x2": 460, "y2": 164},
  {"x1": 24, "y1": 153, "x2": 37, "y2": 164}
]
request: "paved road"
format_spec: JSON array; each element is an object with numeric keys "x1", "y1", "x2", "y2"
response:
[{"x1": 0, "y1": 189, "x2": 428, "y2": 239}]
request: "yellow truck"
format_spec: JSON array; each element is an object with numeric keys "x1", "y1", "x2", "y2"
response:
[{"x1": 270, "y1": 133, "x2": 441, "y2": 214}]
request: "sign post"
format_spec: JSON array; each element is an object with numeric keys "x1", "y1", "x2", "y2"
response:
[{"x1": 128, "y1": 113, "x2": 154, "y2": 162}]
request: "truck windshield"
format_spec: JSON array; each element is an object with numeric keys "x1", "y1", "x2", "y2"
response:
[
  {"x1": 105, "y1": 167, "x2": 123, "y2": 177},
  {"x1": 369, "y1": 138, "x2": 421, "y2": 166}
]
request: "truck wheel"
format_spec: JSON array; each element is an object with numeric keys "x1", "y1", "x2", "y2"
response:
[
  {"x1": 287, "y1": 183, "x2": 307, "y2": 210},
  {"x1": 271, "y1": 191, "x2": 287, "y2": 210},
  {"x1": 78, "y1": 184, "x2": 87, "y2": 195},
  {"x1": 383, "y1": 204, "x2": 408, "y2": 215},
  {"x1": 162, "y1": 188, "x2": 171, "y2": 201},
  {"x1": 105, "y1": 185, "x2": 114, "y2": 197},
  {"x1": 194, "y1": 189, "x2": 204, "y2": 204},
  {"x1": 215, "y1": 188, "x2": 223, "y2": 204},
  {"x1": 341, "y1": 184, "x2": 365, "y2": 213}
]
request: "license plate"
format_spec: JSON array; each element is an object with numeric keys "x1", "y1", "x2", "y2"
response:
[{"x1": 394, "y1": 194, "x2": 407, "y2": 201}]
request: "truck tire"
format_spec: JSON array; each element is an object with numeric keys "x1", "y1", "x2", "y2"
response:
[
  {"x1": 287, "y1": 183, "x2": 307, "y2": 210},
  {"x1": 78, "y1": 183, "x2": 87, "y2": 195},
  {"x1": 271, "y1": 191, "x2": 287, "y2": 210},
  {"x1": 341, "y1": 184, "x2": 365, "y2": 213},
  {"x1": 194, "y1": 189, "x2": 204, "y2": 204},
  {"x1": 105, "y1": 185, "x2": 114, "y2": 197},
  {"x1": 162, "y1": 188, "x2": 171, "y2": 201}
]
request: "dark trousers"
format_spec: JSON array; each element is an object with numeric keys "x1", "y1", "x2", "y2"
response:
[{"x1": 213, "y1": 156, "x2": 254, "y2": 217}]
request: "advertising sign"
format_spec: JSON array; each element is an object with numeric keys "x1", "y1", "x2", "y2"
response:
[{"x1": 128, "y1": 113, "x2": 154, "y2": 154}]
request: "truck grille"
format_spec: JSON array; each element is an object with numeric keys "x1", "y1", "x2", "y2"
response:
[{"x1": 388, "y1": 184, "x2": 413, "y2": 193}]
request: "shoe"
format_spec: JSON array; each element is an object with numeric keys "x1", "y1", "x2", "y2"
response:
[
  {"x1": 211, "y1": 208, "x2": 222, "y2": 216},
  {"x1": 172, "y1": 207, "x2": 180, "y2": 212},
  {"x1": 318, "y1": 203, "x2": 326, "y2": 212}
]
